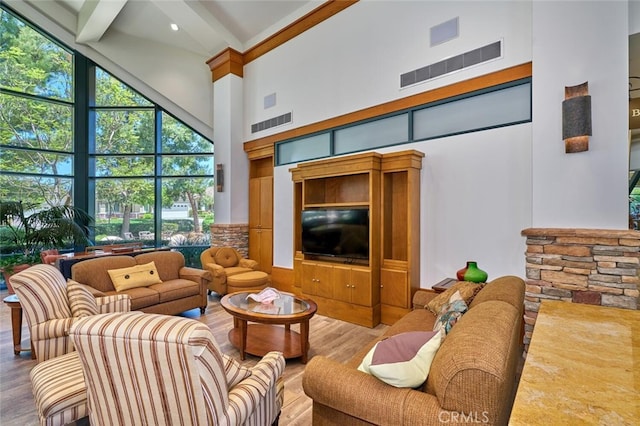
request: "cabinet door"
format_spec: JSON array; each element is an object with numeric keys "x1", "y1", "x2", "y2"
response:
[
  {"x1": 250, "y1": 176, "x2": 273, "y2": 229},
  {"x1": 332, "y1": 265, "x2": 352, "y2": 303},
  {"x1": 381, "y1": 268, "x2": 408, "y2": 308},
  {"x1": 315, "y1": 263, "x2": 333, "y2": 299},
  {"x1": 259, "y1": 228, "x2": 273, "y2": 273},
  {"x1": 333, "y1": 266, "x2": 371, "y2": 306},
  {"x1": 260, "y1": 177, "x2": 273, "y2": 228},
  {"x1": 249, "y1": 178, "x2": 262, "y2": 228},
  {"x1": 350, "y1": 267, "x2": 372, "y2": 306},
  {"x1": 302, "y1": 262, "x2": 333, "y2": 298},
  {"x1": 301, "y1": 262, "x2": 317, "y2": 295},
  {"x1": 249, "y1": 228, "x2": 272, "y2": 273}
]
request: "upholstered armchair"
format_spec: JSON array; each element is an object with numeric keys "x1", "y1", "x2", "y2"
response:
[
  {"x1": 200, "y1": 247, "x2": 259, "y2": 295},
  {"x1": 39, "y1": 249, "x2": 63, "y2": 265},
  {"x1": 69, "y1": 312, "x2": 285, "y2": 426},
  {"x1": 11, "y1": 264, "x2": 130, "y2": 362}
]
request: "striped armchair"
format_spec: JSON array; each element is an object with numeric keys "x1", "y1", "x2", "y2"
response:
[
  {"x1": 10, "y1": 264, "x2": 130, "y2": 363},
  {"x1": 69, "y1": 312, "x2": 286, "y2": 426}
]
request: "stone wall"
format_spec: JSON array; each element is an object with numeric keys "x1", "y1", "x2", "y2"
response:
[
  {"x1": 209, "y1": 223, "x2": 249, "y2": 258},
  {"x1": 521, "y1": 228, "x2": 640, "y2": 353}
]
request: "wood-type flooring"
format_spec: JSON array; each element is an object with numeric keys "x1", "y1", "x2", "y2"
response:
[{"x1": 0, "y1": 290, "x2": 388, "y2": 425}]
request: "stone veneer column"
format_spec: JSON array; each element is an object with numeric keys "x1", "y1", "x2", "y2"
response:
[
  {"x1": 209, "y1": 223, "x2": 249, "y2": 258},
  {"x1": 521, "y1": 228, "x2": 640, "y2": 354}
]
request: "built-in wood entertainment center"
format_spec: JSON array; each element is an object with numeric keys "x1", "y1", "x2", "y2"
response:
[{"x1": 290, "y1": 150, "x2": 424, "y2": 327}]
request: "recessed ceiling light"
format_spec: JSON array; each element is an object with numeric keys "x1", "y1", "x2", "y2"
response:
[{"x1": 170, "y1": 23, "x2": 179, "y2": 31}]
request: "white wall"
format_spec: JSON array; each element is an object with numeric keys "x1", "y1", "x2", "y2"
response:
[
  {"x1": 531, "y1": 1, "x2": 629, "y2": 228},
  {"x1": 258, "y1": 0, "x2": 534, "y2": 286},
  {"x1": 213, "y1": 75, "x2": 249, "y2": 224},
  {"x1": 243, "y1": 0, "x2": 532, "y2": 141}
]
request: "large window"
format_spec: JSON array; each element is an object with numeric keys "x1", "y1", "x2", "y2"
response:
[
  {"x1": 0, "y1": 9, "x2": 74, "y2": 206},
  {"x1": 1, "y1": 7, "x2": 214, "y2": 266}
]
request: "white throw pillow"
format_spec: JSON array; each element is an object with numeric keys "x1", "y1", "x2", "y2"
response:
[{"x1": 357, "y1": 330, "x2": 443, "y2": 388}]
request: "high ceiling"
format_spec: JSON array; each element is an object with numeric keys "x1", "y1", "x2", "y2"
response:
[{"x1": 27, "y1": 0, "x2": 321, "y2": 57}]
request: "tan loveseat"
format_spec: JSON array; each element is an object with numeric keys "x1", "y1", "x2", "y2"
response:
[
  {"x1": 302, "y1": 276, "x2": 525, "y2": 426},
  {"x1": 71, "y1": 251, "x2": 210, "y2": 315}
]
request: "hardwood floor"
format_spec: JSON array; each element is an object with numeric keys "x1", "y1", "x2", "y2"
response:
[{"x1": 0, "y1": 290, "x2": 388, "y2": 425}]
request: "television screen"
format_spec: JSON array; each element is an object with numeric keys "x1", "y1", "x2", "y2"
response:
[{"x1": 301, "y1": 208, "x2": 369, "y2": 259}]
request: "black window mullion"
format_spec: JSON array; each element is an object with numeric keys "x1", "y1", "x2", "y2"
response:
[{"x1": 74, "y1": 56, "x2": 91, "y2": 247}]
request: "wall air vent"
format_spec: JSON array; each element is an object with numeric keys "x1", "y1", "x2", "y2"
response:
[
  {"x1": 400, "y1": 40, "x2": 502, "y2": 88},
  {"x1": 251, "y1": 112, "x2": 292, "y2": 134}
]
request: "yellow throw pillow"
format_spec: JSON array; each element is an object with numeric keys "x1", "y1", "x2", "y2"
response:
[
  {"x1": 426, "y1": 281, "x2": 484, "y2": 315},
  {"x1": 108, "y1": 261, "x2": 162, "y2": 292}
]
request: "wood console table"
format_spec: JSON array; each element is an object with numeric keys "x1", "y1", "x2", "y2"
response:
[{"x1": 509, "y1": 300, "x2": 639, "y2": 425}]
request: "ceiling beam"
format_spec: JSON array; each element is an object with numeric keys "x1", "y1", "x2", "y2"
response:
[
  {"x1": 76, "y1": 0, "x2": 128, "y2": 43},
  {"x1": 150, "y1": 0, "x2": 242, "y2": 53}
]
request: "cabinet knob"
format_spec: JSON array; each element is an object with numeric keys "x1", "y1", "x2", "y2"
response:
[{"x1": 380, "y1": 284, "x2": 384, "y2": 288}]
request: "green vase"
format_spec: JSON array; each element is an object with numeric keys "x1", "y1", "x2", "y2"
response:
[{"x1": 463, "y1": 261, "x2": 488, "y2": 283}]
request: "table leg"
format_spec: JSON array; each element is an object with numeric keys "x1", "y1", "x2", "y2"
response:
[
  {"x1": 238, "y1": 319, "x2": 247, "y2": 361},
  {"x1": 300, "y1": 320, "x2": 310, "y2": 364},
  {"x1": 9, "y1": 304, "x2": 22, "y2": 356}
]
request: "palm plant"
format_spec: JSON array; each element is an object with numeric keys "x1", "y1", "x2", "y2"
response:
[{"x1": 0, "y1": 200, "x2": 93, "y2": 272}]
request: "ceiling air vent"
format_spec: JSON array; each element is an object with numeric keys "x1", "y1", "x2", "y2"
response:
[
  {"x1": 251, "y1": 112, "x2": 292, "y2": 134},
  {"x1": 400, "y1": 40, "x2": 502, "y2": 88}
]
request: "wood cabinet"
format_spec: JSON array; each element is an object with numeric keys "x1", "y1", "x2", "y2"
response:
[
  {"x1": 291, "y1": 152, "x2": 385, "y2": 327},
  {"x1": 380, "y1": 266, "x2": 408, "y2": 309},
  {"x1": 380, "y1": 151, "x2": 424, "y2": 324},
  {"x1": 249, "y1": 157, "x2": 273, "y2": 273},
  {"x1": 249, "y1": 227, "x2": 272, "y2": 274},
  {"x1": 332, "y1": 265, "x2": 373, "y2": 306},
  {"x1": 290, "y1": 150, "x2": 423, "y2": 327},
  {"x1": 249, "y1": 176, "x2": 273, "y2": 229},
  {"x1": 301, "y1": 261, "x2": 333, "y2": 299}
]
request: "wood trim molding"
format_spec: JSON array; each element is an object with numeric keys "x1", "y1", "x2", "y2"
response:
[
  {"x1": 243, "y1": 0, "x2": 359, "y2": 64},
  {"x1": 206, "y1": 48, "x2": 244, "y2": 82},
  {"x1": 206, "y1": 1, "x2": 358, "y2": 82},
  {"x1": 244, "y1": 62, "x2": 532, "y2": 154},
  {"x1": 270, "y1": 266, "x2": 295, "y2": 293},
  {"x1": 247, "y1": 144, "x2": 275, "y2": 161}
]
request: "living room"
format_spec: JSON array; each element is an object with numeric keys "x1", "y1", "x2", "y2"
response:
[{"x1": 1, "y1": 0, "x2": 638, "y2": 425}]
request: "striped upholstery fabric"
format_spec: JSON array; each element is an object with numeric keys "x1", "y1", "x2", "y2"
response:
[
  {"x1": 69, "y1": 312, "x2": 285, "y2": 426},
  {"x1": 30, "y1": 351, "x2": 88, "y2": 426},
  {"x1": 66, "y1": 280, "x2": 99, "y2": 317},
  {"x1": 12, "y1": 264, "x2": 74, "y2": 362},
  {"x1": 96, "y1": 293, "x2": 131, "y2": 313},
  {"x1": 11, "y1": 264, "x2": 131, "y2": 363},
  {"x1": 222, "y1": 353, "x2": 252, "y2": 388}
]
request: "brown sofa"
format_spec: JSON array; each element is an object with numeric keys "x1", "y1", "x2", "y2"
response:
[
  {"x1": 71, "y1": 251, "x2": 210, "y2": 315},
  {"x1": 302, "y1": 275, "x2": 525, "y2": 426}
]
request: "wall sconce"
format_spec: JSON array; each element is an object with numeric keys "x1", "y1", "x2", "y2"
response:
[
  {"x1": 216, "y1": 163, "x2": 224, "y2": 192},
  {"x1": 562, "y1": 82, "x2": 592, "y2": 153}
]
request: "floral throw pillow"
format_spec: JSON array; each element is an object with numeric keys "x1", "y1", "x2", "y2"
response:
[
  {"x1": 426, "y1": 281, "x2": 483, "y2": 315},
  {"x1": 433, "y1": 290, "x2": 468, "y2": 336}
]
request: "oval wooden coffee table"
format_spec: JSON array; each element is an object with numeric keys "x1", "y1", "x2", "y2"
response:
[{"x1": 220, "y1": 291, "x2": 317, "y2": 363}]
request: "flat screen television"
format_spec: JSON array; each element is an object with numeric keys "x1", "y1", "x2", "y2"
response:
[{"x1": 301, "y1": 208, "x2": 369, "y2": 259}]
